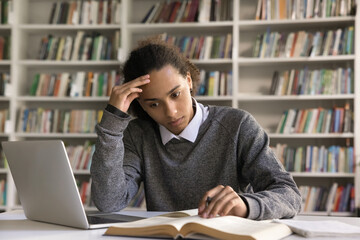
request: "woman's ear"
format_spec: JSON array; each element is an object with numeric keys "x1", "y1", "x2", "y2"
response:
[{"x1": 186, "y1": 72, "x2": 193, "y2": 90}]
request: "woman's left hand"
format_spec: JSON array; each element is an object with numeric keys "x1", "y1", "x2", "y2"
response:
[{"x1": 198, "y1": 185, "x2": 248, "y2": 218}]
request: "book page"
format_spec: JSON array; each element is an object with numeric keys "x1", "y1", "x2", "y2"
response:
[
  {"x1": 106, "y1": 214, "x2": 292, "y2": 240},
  {"x1": 274, "y1": 219, "x2": 360, "y2": 237},
  {"x1": 160, "y1": 208, "x2": 198, "y2": 218}
]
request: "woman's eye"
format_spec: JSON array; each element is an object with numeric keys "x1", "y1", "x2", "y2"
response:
[
  {"x1": 172, "y1": 91, "x2": 180, "y2": 98},
  {"x1": 150, "y1": 103, "x2": 159, "y2": 108}
]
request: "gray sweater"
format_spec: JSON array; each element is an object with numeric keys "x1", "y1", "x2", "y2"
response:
[{"x1": 91, "y1": 105, "x2": 302, "y2": 220}]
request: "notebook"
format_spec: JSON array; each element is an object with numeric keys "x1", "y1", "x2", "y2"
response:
[{"x1": 2, "y1": 140, "x2": 144, "y2": 229}]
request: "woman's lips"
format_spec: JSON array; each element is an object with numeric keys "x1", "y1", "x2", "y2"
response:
[{"x1": 169, "y1": 117, "x2": 183, "y2": 127}]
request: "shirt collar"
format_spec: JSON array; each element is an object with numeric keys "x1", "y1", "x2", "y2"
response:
[{"x1": 159, "y1": 98, "x2": 205, "y2": 145}]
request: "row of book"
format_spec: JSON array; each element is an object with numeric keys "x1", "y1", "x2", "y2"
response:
[
  {"x1": 197, "y1": 70, "x2": 232, "y2": 96},
  {"x1": 38, "y1": 30, "x2": 120, "y2": 61},
  {"x1": 0, "y1": 109, "x2": 8, "y2": 133},
  {"x1": 128, "y1": 184, "x2": 146, "y2": 209},
  {"x1": 0, "y1": 36, "x2": 10, "y2": 60},
  {"x1": 275, "y1": 104, "x2": 353, "y2": 134},
  {"x1": 29, "y1": 71, "x2": 121, "y2": 97},
  {"x1": 142, "y1": 0, "x2": 233, "y2": 24},
  {"x1": 0, "y1": 149, "x2": 6, "y2": 169},
  {"x1": 77, "y1": 179, "x2": 92, "y2": 206},
  {"x1": 253, "y1": 26, "x2": 354, "y2": 58},
  {"x1": 0, "y1": 179, "x2": 6, "y2": 206},
  {"x1": 272, "y1": 143, "x2": 355, "y2": 173},
  {"x1": 49, "y1": 0, "x2": 121, "y2": 25},
  {"x1": 0, "y1": 0, "x2": 11, "y2": 24},
  {"x1": 0, "y1": 72, "x2": 10, "y2": 96},
  {"x1": 77, "y1": 179, "x2": 146, "y2": 209},
  {"x1": 66, "y1": 141, "x2": 94, "y2": 171},
  {"x1": 269, "y1": 67, "x2": 353, "y2": 96},
  {"x1": 299, "y1": 183, "x2": 355, "y2": 213},
  {"x1": 255, "y1": 0, "x2": 356, "y2": 20},
  {"x1": 161, "y1": 33, "x2": 232, "y2": 59},
  {"x1": 17, "y1": 108, "x2": 103, "y2": 134}
]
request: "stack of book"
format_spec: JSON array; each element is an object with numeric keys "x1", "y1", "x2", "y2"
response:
[
  {"x1": 29, "y1": 71, "x2": 121, "y2": 97},
  {"x1": 299, "y1": 183, "x2": 355, "y2": 213},
  {"x1": 141, "y1": 0, "x2": 233, "y2": 23},
  {"x1": 37, "y1": 31, "x2": 120, "y2": 61},
  {"x1": 49, "y1": 0, "x2": 122, "y2": 25},
  {"x1": 253, "y1": 26, "x2": 354, "y2": 58},
  {"x1": 161, "y1": 33, "x2": 232, "y2": 59},
  {"x1": 197, "y1": 70, "x2": 232, "y2": 96},
  {"x1": 0, "y1": 109, "x2": 8, "y2": 133},
  {"x1": 0, "y1": 179, "x2": 6, "y2": 207},
  {"x1": 66, "y1": 141, "x2": 94, "y2": 171},
  {"x1": 76, "y1": 179, "x2": 92, "y2": 206},
  {"x1": 255, "y1": 0, "x2": 356, "y2": 20},
  {"x1": 17, "y1": 108, "x2": 103, "y2": 134},
  {"x1": 275, "y1": 104, "x2": 353, "y2": 134},
  {"x1": 0, "y1": 36, "x2": 10, "y2": 60},
  {"x1": 271, "y1": 143, "x2": 355, "y2": 173},
  {"x1": 269, "y1": 67, "x2": 353, "y2": 95},
  {"x1": 0, "y1": 0, "x2": 11, "y2": 24}
]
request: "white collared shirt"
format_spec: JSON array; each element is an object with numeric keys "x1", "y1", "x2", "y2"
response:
[{"x1": 159, "y1": 98, "x2": 209, "y2": 145}]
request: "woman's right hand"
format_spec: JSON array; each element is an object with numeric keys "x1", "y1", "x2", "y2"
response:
[{"x1": 108, "y1": 75, "x2": 150, "y2": 113}]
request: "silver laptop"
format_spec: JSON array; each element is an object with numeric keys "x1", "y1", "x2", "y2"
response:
[{"x1": 2, "y1": 140, "x2": 143, "y2": 229}]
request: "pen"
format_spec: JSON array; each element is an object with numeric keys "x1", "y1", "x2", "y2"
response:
[{"x1": 206, "y1": 196, "x2": 212, "y2": 207}]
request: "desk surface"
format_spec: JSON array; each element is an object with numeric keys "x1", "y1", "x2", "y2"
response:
[{"x1": 1, "y1": 210, "x2": 360, "y2": 240}]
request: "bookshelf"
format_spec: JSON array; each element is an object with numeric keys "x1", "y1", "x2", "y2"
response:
[{"x1": 0, "y1": 0, "x2": 359, "y2": 216}]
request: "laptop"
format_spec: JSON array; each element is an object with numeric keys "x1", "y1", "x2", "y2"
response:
[{"x1": 2, "y1": 140, "x2": 144, "y2": 229}]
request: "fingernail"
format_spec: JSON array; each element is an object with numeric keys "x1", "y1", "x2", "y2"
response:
[
  {"x1": 198, "y1": 206, "x2": 204, "y2": 212},
  {"x1": 209, "y1": 214, "x2": 214, "y2": 218}
]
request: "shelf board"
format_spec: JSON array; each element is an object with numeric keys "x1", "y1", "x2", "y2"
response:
[
  {"x1": 0, "y1": 96, "x2": 11, "y2": 101},
  {"x1": 73, "y1": 170, "x2": 90, "y2": 175},
  {"x1": 238, "y1": 55, "x2": 355, "y2": 65},
  {"x1": 238, "y1": 16, "x2": 355, "y2": 29},
  {"x1": 237, "y1": 94, "x2": 355, "y2": 101},
  {"x1": 0, "y1": 169, "x2": 8, "y2": 174},
  {"x1": 0, "y1": 133, "x2": 10, "y2": 138},
  {"x1": 196, "y1": 96, "x2": 233, "y2": 101},
  {"x1": 0, "y1": 25, "x2": 11, "y2": 30},
  {"x1": 269, "y1": 133, "x2": 354, "y2": 138},
  {"x1": 17, "y1": 96, "x2": 109, "y2": 102},
  {"x1": 191, "y1": 59, "x2": 233, "y2": 65},
  {"x1": 299, "y1": 211, "x2": 355, "y2": 217},
  {"x1": 0, "y1": 60, "x2": 11, "y2": 65},
  {"x1": 19, "y1": 24, "x2": 121, "y2": 31},
  {"x1": 19, "y1": 60, "x2": 121, "y2": 66},
  {"x1": 128, "y1": 21, "x2": 233, "y2": 32},
  {"x1": 291, "y1": 172, "x2": 355, "y2": 178},
  {"x1": 14, "y1": 133, "x2": 97, "y2": 138}
]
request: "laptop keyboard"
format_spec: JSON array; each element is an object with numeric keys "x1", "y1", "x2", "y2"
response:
[{"x1": 86, "y1": 214, "x2": 144, "y2": 224}]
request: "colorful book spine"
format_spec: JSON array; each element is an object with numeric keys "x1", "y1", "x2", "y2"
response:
[{"x1": 271, "y1": 144, "x2": 355, "y2": 173}]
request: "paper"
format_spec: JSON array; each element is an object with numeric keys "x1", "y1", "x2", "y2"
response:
[{"x1": 274, "y1": 219, "x2": 360, "y2": 238}]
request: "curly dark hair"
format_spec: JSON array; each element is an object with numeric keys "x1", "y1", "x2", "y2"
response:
[{"x1": 122, "y1": 36, "x2": 200, "y2": 120}]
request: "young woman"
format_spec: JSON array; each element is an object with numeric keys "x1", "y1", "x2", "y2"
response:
[{"x1": 91, "y1": 38, "x2": 301, "y2": 220}]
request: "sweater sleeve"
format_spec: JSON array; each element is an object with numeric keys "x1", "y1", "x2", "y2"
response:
[
  {"x1": 90, "y1": 110, "x2": 142, "y2": 212},
  {"x1": 237, "y1": 112, "x2": 302, "y2": 220}
]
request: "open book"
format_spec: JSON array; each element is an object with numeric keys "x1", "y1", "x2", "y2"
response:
[{"x1": 104, "y1": 209, "x2": 292, "y2": 240}]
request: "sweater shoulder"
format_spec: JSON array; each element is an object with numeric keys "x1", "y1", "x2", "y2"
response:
[{"x1": 210, "y1": 105, "x2": 252, "y2": 124}]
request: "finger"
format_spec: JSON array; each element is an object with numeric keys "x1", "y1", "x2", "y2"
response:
[
  {"x1": 206, "y1": 186, "x2": 234, "y2": 217},
  {"x1": 211, "y1": 191, "x2": 240, "y2": 217},
  {"x1": 122, "y1": 75, "x2": 150, "y2": 88},
  {"x1": 220, "y1": 195, "x2": 242, "y2": 216},
  {"x1": 198, "y1": 185, "x2": 225, "y2": 216}
]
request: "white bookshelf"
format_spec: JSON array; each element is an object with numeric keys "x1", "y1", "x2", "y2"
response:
[{"x1": 0, "y1": 0, "x2": 359, "y2": 215}]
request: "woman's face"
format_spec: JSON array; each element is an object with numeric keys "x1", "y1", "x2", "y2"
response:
[{"x1": 138, "y1": 64, "x2": 194, "y2": 135}]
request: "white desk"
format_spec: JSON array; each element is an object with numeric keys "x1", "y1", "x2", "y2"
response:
[{"x1": 1, "y1": 210, "x2": 360, "y2": 240}]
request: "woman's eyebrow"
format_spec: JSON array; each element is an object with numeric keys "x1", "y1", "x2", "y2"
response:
[{"x1": 143, "y1": 85, "x2": 181, "y2": 101}]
